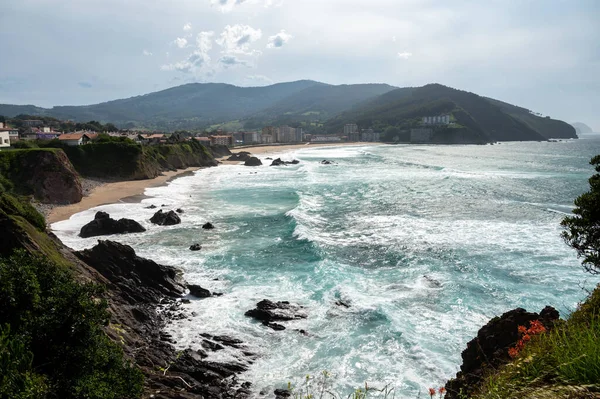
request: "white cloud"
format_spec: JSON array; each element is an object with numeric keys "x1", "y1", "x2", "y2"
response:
[
  {"x1": 219, "y1": 55, "x2": 252, "y2": 68},
  {"x1": 397, "y1": 51, "x2": 413, "y2": 59},
  {"x1": 183, "y1": 23, "x2": 192, "y2": 31},
  {"x1": 217, "y1": 24, "x2": 262, "y2": 55},
  {"x1": 267, "y1": 30, "x2": 293, "y2": 49},
  {"x1": 142, "y1": 50, "x2": 153, "y2": 56},
  {"x1": 174, "y1": 37, "x2": 188, "y2": 48},
  {"x1": 212, "y1": 0, "x2": 247, "y2": 12},
  {"x1": 162, "y1": 31, "x2": 215, "y2": 74}
]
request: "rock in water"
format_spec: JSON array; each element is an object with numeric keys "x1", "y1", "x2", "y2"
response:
[
  {"x1": 79, "y1": 212, "x2": 146, "y2": 238},
  {"x1": 244, "y1": 157, "x2": 263, "y2": 166},
  {"x1": 189, "y1": 244, "x2": 202, "y2": 251},
  {"x1": 188, "y1": 284, "x2": 211, "y2": 298},
  {"x1": 202, "y1": 222, "x2": 215, "y2": 230},
  {"x1": 176, "y1": 208, "x2": 184, "y2": 214},
  {"x1": 270, "y1": 158, "x2": 300, "y2": 166},
  {"x1": 150, "y1": 210, "x2": 181, "y2": 226},
  {"x1": 245, "y1": 299, "x2": 307, "y2": 324},
  {"x1": 227, "y1": 152, "x2": 252, "y2": 162}
]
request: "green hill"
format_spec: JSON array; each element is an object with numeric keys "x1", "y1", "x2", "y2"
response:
[{"x1": 326, "y1": 84, "x2": 576, "y2": 143}]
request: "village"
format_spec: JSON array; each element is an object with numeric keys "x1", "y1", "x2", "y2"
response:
[{"x1": 0, "y1": 118, "x2": 383, "y2": 149}]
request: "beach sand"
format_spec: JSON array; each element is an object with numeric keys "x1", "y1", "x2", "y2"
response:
[
  {"x1": 47, "y1": 167, "x2": 202, "y2": 224},
  {"x1": 48, "y1": 142, "x2": 383, "y2": 224}
]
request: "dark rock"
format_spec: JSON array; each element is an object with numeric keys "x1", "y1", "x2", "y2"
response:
[
  {"x1": 270, "y1": 158, "x2": 300, "y2": 166},
  {"x1": 444, "y1": 307, "x2": 560, "y2": 399},
  {"x1": 335, "y1": 300, "x2": 351, "y2": 308},
  {"x1": 150, "y1": 210, "x2": 181, "y2": 226},
  {"x1": 263, "y1": 322, "x2": 286, "y2": 331},
  {"x1": 227, "y1": 152, "x2": 253, "y2": 162},
  {"x1": 265, "y1": 157, "x2": 273, "y2": 160},
  {"x1": 74, "y1": 240, "x2": 187, "y2": 304},
  {"x1": 274, "y1": 388, "x2": 291, "y2": 398},
  {"x1": 188, "y1": 284, "x2": 211, "y2": 298},
  {"x1": 145, "y1": 204, "x2": 157, "y2": 209},
  {"x1": 244, "y1": 157, "x2": 263, "y2": 166},
  {"x1": 202, "y1": 222, "x2": 215, "y2": 230},
  {"x1": 176, "y1": 208, "x2": 185, "y2": 214},
  {"x1": 200, "y1": 334, "x2": 244, "y2": 349},
  {"x1": 245, "y1": 299, "x2": 307, "y2": 323},
  {"x1": 79, "y1": 212, "x2": 146, "y2": 238},
  {"x1": 189, "y1": 244, "x2": 202, "y2": 251},
  {"x1": 202, "y1": 339, "x2": 225, "y2": 352},
  {"x1": 213, "y1": 292, "x2": 224, "y2": 297}
]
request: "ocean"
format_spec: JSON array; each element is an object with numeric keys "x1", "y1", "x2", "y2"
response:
[{"x1": 53, "y1": 138, "x2": 600, "y2": 398}]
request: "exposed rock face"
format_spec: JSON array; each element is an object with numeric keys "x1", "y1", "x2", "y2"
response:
[
  {"x1": 228, "y1": 152, "x2": 252, "y2": 162},
  {"x1": 270, "y1": 158, "x2": 300, "y2": 166},
  {"x1": 188, "y1": 284, "x2": 211, "y2": 298},
  {"x1": 79, "y1": 211, "x2": 146, "y2": 238},
  {"x1": 202, "y1": 222, "x2": 215, "y2": 230},
  {"x1": 245, "y1": 300, "x2": 307, "y2": 331},
  {"x1": 150, "y1": 210, "x2": 181, "y2": 226},
  {"x1": 75, "y1": 240, "x2": 186, "y2": 302},
  {"x1": 244, "y1": 157, "x2": 263, "y2": 166},
  {"x1": 444, "y1": 307, "x2": 560, "y2": 399}
]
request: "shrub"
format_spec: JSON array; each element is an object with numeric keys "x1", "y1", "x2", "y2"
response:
[{"x1": 0, "y1": 250, "x2": 144, "y2": 399}]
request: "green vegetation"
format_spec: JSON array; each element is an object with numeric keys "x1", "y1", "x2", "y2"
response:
[
  {"x1": 561, "y1": 155, "x2": 600, "y2": 275},
  {"x1": 0, "y1": 250, "x2": 143, "y2": 399},
  {"x1": 2, "y1": 115, "x2": 119, "y2": 134},
  {"x1": 0, "y1": 193, "x2": 45, "y2": 231},
  {"x1": 0, "y1": 148, "x2": 65, "y2": 197}
]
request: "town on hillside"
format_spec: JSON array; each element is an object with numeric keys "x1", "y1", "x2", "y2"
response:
[{"x1": 0, "y1": 114, "x2": 463, "y2": 149}]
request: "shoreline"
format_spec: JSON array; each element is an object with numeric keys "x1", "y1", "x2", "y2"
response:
[
  {"x1": 47, "y1": 166, "x2": 203, "y2": 224},
  {"x1": 47, "y1": 142, "x2": 383, "y2": 224}
]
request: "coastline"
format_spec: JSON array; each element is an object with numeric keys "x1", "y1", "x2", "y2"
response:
[
  {"x1": 47, "y1": 142, "x2": 383, "y2": 224},
  {"x1": 47, "y1": 166, "x2": 203, "y2": 224}
]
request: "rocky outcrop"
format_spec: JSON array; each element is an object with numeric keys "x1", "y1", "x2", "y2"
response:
[
  {"x1": 270, "y1": 158, "x2": 300, "y2": 166},
  {"x1": 0, "y1": 148, "x2": 83, "y2": 204},
  {"x1": 444, "y1": 306, "x2": 560, "y2": 399},
  {"x1": 245, "y1": 300, "x2": 307, "y2": 331},
  {"x1": 244, "y1": 157, "x2": 263, "y2": 166},
  {"x1": 189, "y1": 243, "x2": 202, "y2": 251},
  {"x1": 79, "y1": 211, "x2": 146, "y2": 238},
  {"x1": 228, "y1": 152, "x2": 252, "y2": 162},
  {"x1": 202, "y1": 222, "x2": 214, "y2": 230},
  {"x1": 150, "y1": 210, "x2": 181, "y2": 226},
  {"x1": 320, "y1": 160, "x2": 336, "y2": 165},
  {"x1": 188, "y1": 284, "x2": 211, "y2": 298}
]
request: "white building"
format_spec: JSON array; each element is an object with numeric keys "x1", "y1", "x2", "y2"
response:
[
  {"x1": 422, "y1": 115, "x2": 450, "y2": 125},
  {"x1": 0, "y1": 131, "x2": 10, "y2": 148},
  {"x1": 344, "y1": 124, "x2": 359, "y2": 136}
]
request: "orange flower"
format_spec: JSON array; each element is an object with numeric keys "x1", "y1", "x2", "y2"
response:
[
  {"x1": 518, "y1": 325, "x2": 527, "y2": 334},
  {"x1": 438, "y1": 387, "x2": 446, "y2": 396},
  {"x1": 429, "y1": 387, "x2": 436, "y2": 397},
  {"x1": 508, "y1": 347, "x2": 519, "y2": 358},
  {"x1": 522, "y1": 334, "x2": 531, "y2": 342}
]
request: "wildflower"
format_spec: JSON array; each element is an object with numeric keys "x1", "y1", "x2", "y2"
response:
[
  {"x1": 508, "y1": 347, "x2": 519, "y2": 358},
  {"x1": 438, "y1": 386, "x2": 446, "y2": 397},
  {"x1": 522, "y1": 334, "x2": 531, "y2": 342},
  {"x1": 429, "y1": 387, "x2": 436, "y2": 398},
  {"x1": 518, "y1": 325, "x2": 527, "y2": 334}
]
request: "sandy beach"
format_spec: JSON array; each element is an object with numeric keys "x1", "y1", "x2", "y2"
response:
[
  {"x1": 47, "y1": 167, "x2": 203, "y2": 224},
  {"x1": 48, "y1": 142, "x2": 382, "y2": 224}
]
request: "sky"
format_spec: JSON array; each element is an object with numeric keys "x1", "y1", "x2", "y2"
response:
[{"x1": 0, "y1": 0, "x2": 598, "y2": 130}]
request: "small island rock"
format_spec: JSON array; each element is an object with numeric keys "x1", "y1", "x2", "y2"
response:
[
  {"x1": 244, "y1": 157, "x2": 263, "y2": 166},
  {"x1": 150, "y1": 210, "x2": 181, "y2": 226},
  {"x1": 189, "y1": 244, "x2": 202, "y2": 251},
  {"x1": 202, "y1": 222, "x2": 215, "y2": 230},
  {"x1": 79, "y1": 212, "x2": 146, "y2": 238}
]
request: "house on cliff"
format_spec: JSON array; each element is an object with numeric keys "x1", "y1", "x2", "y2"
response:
[
  {"x1": 0, "y1": 131, "x2": 10, "y2": 148},
  {"x1": 57, "y1": 132, "x2": 96, "y2": 146},
  {"x1": 0, "y1": 122, "x2": 20, "y2": 144}
]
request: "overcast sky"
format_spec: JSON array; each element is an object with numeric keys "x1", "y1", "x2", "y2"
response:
[{"x1": 0, "y1": 0, "x2": 598, "y2": 130}]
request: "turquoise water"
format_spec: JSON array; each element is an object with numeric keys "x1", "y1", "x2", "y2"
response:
[{"x1": 53, "y1": 138, "x2": 600, "y2": 398}]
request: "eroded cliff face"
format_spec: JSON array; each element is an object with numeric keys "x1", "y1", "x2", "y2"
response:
[{"x1": 0, "y1": 149, "x2": 83, "y2": 204}]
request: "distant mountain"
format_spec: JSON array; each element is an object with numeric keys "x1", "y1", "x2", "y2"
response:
[
  {"x1": 326, "y1": 84, "x2": 576, "y2": 143},
  {"x1": 254, "y1": 83, "x2": 397, "y2": 120},
  {"x1": 0, "y1": 80, "x2": 323, "y2": 128},
  {"x1": 571, "y1": 122, "x2": 593, "y2": 135},
  {"x1": 0, "y1": 81, "x2": 577, "y2": 143}
]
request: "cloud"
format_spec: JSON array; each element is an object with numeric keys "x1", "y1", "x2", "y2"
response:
[
  {"x1": 219, "y1": 55, "x2": 251, "y2": 68},
  {"x1": 397, "y1": 52, "x2": 413, "y2": 59},
  {"x1": 183, "y1": 23, "x2": 192, "y2": 31},
  {"x1": 162, "y1": 31, "x2": 214, "y2": 74},
  {"x1": 174, "y1": 37, "x2": 188, "y2": 48},
  {"x1": 267, "y1": 30, "x2": 292, "y2": 49},
  {"x1": 142, "y1": 50, "x2": 153, "y2": 56},
  {"x1": 217, "y1": 24, "x2": 262, "y2": 55},
  {"x1": 212, "y1": 0, "x2": 247, "y2": 12},
  {"x1": 78, "y1": 82, "x2": 92, "y2": 88}
]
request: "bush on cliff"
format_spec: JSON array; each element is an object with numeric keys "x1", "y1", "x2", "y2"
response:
[{"x1": 0, "y1": 250, "x2": 143, "y2": 399}]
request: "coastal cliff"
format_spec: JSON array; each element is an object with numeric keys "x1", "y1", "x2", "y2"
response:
[
  {"x1": 0, "y1": 148, "x2": 83, "y2": 204},
  {"x1": 0, "y1": 194, "x2": 252, "y2": 398}
]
